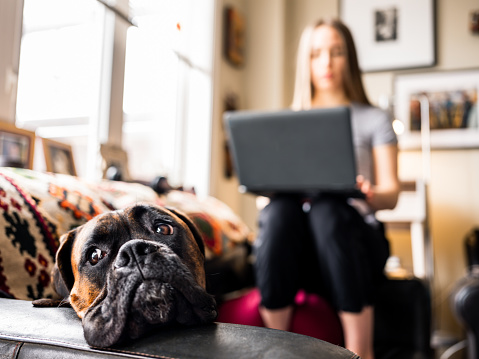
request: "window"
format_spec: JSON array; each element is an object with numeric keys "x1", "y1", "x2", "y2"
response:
[
  {"x1": 15, "y1": 0, "x2": 214, "y2": 196},
  {"x1": 122, "y1": 0, "x2": 215, "y2": 195},
  {"x1": 16, "y1": 0, "x2": 108, "y2": 177},
  {"x1": 121, "y1": 1, "x2": 182, "y2": 183}
]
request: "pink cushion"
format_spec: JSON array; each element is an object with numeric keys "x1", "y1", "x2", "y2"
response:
[{"x1": 216, "y1": 288, "x2": 343, "y2": 345}]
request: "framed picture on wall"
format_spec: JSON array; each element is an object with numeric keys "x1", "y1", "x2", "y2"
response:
[
  {"x1": 394, "y1": 69, "x2": 479, "y2": 150},
  {"x1": 340, "y1": 0, "x2": 436, "y2": 72},
  {"x1": 224, "y1": 6, "x2": 245, "y2": 67},
  {"x1": 42, "y1": 138, "x2": 77, "y2": 176},
  {"x1": 0, "y1": 121, "x2": 35, "y2": 169}
]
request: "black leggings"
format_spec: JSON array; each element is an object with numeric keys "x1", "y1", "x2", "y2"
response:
[{"x1": 253, "y1": 194, "x2": 389, "y2": 313}]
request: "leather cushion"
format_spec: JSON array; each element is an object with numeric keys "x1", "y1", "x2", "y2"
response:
[{"x1": 0, "y1": 298, "x2": 358, "y2": 359}]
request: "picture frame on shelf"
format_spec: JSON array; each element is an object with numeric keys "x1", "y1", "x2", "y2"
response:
[
  {"x1": 0, "y1": 121, "x2": 35, "y2": 169},
  {"x1": 394, "y1": 69, "x2": 479, "y2": 150},
  {"x1": 42, "y1": 138, "x2": 77, "y2": 176},
  {"x1": 100, "y1": 144, "x2": 131, "y2": 181},
  {"x1": 340, "y1": 0, "x2": 436, "y2": 72}
]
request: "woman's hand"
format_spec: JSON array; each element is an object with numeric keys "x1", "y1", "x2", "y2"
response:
[
  {"x1": 256, "y1": 196, "x2": 271, "y2": 210},
  {"x1": 356, "y1": 175, "x2": 374, "y2": 201},
  {"x1": 359, "y1": 144, "x2": 400, "y2": 211}
]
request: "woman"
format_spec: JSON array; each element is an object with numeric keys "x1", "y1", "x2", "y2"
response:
[{"x1": 254, "y1": 18, "x2": 400, "y2": 359}]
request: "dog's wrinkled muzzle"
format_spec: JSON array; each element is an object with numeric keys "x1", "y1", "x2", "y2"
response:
[
  {"x1": 114, "y1": 239, "x2": 159, "y2": 275},
  {"x1": 82, "y1": 240, "x2": 217, "y2": 348}
]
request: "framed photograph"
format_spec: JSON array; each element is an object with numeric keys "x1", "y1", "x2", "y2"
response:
[
  {"x1": 224, "y1": 6, "x2": 245, "y2": 67},
  {"x1": 340, "y1": 0, "x2": 436, "y2": 72},
  {"x1": 223, "y1": 93, "x2": 238, "y2": 179},
  {"x1": 471, "y1": 10, "x2": 479, "y2": 34},
  {"x1": 0, "y1": 121, "x2": 35, "y2": 169},
  {"x1": 394, "y1": 69, "x2": 479, "y2": 150},
  {"x1": 100, "y1": 144, "x2": 131, "y2": 181},
  {"x1": 42, "y1": 138, "x2": 77, "y2": 176}
]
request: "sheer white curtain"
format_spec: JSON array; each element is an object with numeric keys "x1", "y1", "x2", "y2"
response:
[{"x1": 122, "y1": 0, "x2": 215, "y2": 197}]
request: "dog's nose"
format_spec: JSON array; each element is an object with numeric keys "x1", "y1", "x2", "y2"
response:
[{"x1": 114, "y1": 240, "x2": 157, "y2": 269}]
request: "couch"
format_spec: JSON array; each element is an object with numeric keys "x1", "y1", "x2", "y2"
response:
[
  {"x1": 0, "y1": 297, "x2": 359, "y2": 358},
  {"x1": 0, "y1": 167, "x2": 433, "y2": 358},
  {"x1": 0, "y1": 167, "x2": 252, "y2": 301}
]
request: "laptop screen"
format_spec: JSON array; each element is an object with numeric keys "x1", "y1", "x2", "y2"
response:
[{"x1": 224, "y1": 106, "x2": 360, "y2": 197}]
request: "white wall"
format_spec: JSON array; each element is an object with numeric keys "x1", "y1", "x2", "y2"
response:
[
  {"x1": 365, "y1": 0, "x2": 479, "y2": 338},
  {"x1": 211, "y1": 0, "x2": 288, "y2": 230},
  {"x1": 211, "y1": 0, "x2": 479, "y2": 340},
  {"x1": 210, "y1": 0, "x2": 247, "y2": 216}
]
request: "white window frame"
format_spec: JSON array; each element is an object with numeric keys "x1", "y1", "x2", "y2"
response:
[
  {"x1": 0, "y1": 0, "x2": 24, "y2": 122},
  {"x1": 12, "y1": 0, "x2": 129, "y2": 180}
]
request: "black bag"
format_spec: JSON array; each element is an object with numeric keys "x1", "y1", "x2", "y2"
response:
[{"x1": 465, "y1": 228, "x2": 479, "y2": 269}]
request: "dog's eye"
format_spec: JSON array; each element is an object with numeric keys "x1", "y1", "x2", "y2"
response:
[
  {"x1": 88, "y1": 248, "x2": 107, "y2": 265},
  {"x1": 156, "y1": 223, "x2": 174, "y2": 235}
]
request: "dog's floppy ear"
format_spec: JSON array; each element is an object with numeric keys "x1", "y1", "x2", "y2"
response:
[
  {"x1": 52, "y1": 228, "x2": 78, "y2": 297},
  {"x1": 166, "y1": 207, "x2": 205, "y2": 256},
  {"x1": 32, "y1": 228, "x2": 77, "y2": 307}
]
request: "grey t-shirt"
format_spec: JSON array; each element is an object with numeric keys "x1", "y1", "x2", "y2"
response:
[{"x1": 350, "y1": 102, "x2": 397, "y2": 185}]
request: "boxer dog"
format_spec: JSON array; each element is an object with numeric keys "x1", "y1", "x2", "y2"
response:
[{"x1": 34, "y1": 203, "x2": 217, "y2": 348}]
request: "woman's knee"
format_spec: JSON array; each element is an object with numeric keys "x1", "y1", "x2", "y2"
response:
[
  {"x1": 255, "y1": 196, "x2": 305, "y2": 254},
  {"x1": 308, "y1": 197, "x2": 358, "y2": 245},
  {"x1": 258, "y1": 197, "x2": 304, "y2": 233},
  {"x1": 309, "y1": 196, "x2": 349, "y2": 219},
  {"x1": 263, "y1": 196, "x2": 304, "y2": 220}
]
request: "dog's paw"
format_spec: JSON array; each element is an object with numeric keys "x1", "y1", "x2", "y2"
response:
[
  {"x1": 32, "y1": 298, "x2": 71, "y2": 307},
  {"x1": 197, "y1": 304, "x2": 218, "y2": 322}
]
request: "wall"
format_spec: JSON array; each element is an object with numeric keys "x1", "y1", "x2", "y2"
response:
[
  {"x1": 363, "y1": 0, "x2": 479, "y2": 339},
  {"x1": 211, "y1": 0, "x2": 479, "y2": 342},
  {"x1": 210, "y1": 0, "x2": 247, "y2": 216},
  {"x1": 211, "y1": 0, "x2": 288, "y2": 230},
  {"x1": 0, "y1": 0, "x2": 24, "y2": 122}
]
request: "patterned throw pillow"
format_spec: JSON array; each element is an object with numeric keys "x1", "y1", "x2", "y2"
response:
[{"x1": 0, "y1": 172, "x2": 60, "y2": 300}]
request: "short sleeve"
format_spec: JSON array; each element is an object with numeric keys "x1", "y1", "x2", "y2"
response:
[{"x1": 371, "y1": 109, "x2": 397, "y2": 147}]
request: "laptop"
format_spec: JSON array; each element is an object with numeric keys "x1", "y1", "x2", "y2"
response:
[{"x1": 224, "y1": 106, "x2": 363, "y2": 198}]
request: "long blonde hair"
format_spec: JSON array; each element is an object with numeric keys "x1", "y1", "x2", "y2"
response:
[{"x1": 291, "y1": 18, "x2": 370, "y2": 110}]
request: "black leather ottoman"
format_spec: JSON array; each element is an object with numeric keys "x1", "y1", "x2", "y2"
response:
[{"x1": 0, "y1": 298, "x2": 358, "y2": 359}]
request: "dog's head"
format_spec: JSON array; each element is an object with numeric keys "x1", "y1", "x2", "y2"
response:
[{"x1": 52, "y1": 203, "x2": 217, "y2": 347}]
